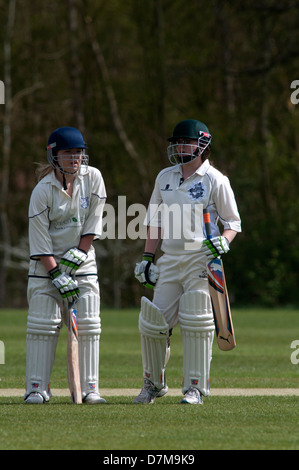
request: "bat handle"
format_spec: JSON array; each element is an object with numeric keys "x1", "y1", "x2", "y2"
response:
[
  {"x1": 203, "y1": 208, "x2": 212, "y2": 240},
  {"x1": 68, "y1": 274, "x2": 78, "y2": 309}
]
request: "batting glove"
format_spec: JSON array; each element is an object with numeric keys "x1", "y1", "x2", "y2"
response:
[
  {"x1": 134, "y1": 252, "x2": 159, "y2": 289},
  {"x1": 59, "y1": 247, "x2": 88, "y2": 275},
  {"x1": 202, "y1": 236, "x2": 230, "y2": 260},
  {"x1": 49, "y1": 267, "x2": 80, "y2": 302}
]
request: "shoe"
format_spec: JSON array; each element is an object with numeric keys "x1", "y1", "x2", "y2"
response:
[
  {"x1": 181, "y1": 387, "x2": 203, "y2": 405},
  {"x1": 25, "y1": 392, "x2": 44, "y2": 404},
  {"x1": 156, "y1": 384, "x2": 168, "y2": 398},
  {"x1": 134, "y1": 379, "x2": 164, "y2": 404},
  {"x1": 83, "y1": 392, "x2": 106, "y2": 404}
]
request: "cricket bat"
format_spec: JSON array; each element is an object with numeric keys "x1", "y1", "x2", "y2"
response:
[
  {"x1": 203, "y1": 209, "x2": 236, "y2": 351},
  {"x1": 67, "y1": 301, "x2": 82, "y2": 403}
]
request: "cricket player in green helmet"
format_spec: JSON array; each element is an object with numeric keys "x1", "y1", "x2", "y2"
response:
[{"x1": 134, "y1": 119, "x2": 241, "y2": 404}]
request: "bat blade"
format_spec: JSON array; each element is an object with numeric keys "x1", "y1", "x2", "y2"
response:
[
  {"x1": 203, "y1": 208, "x2": 236, "y2": 351},
  {"x1": 206, "y1": 258, "x2": 236, "y2": 351},
  {"x1": 67, "y1": 303, "x2": 82, "y2": 404}
]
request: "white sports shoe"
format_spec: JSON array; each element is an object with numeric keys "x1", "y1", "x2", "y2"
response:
[
  {"x1": 25, "y1": 392, "x2": 45, "y2": 404},
  {"x1": 83, "y1": 392, "x2": 106, "y2": 404},
  {"x1": 157, "y1": 384, "x2": 168, "y2": 398},
  {"x1": 134, "y1": 379, "x2": 166, "y2": 404},
  {"x1": 181, "y1": 387, "x2": 203, "y2": 405}
]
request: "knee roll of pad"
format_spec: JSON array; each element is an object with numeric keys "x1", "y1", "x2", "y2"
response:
[
  {"x1": 179, "y1": 290, "x2": 214, "y2": 332},
  {"x1": 139, "y1": 296, "x2": 169, "y2": 338},
  {"x1": 27, "y1": 294, "x2": 62, "y2": 336}
]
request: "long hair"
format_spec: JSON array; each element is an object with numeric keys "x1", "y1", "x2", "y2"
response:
[
  {"x1": 35, "y1": 163, "x2": 53, "y2": 182},
  {"x1": 201, "y1": 146, "x2": 211, "y2": 163}
]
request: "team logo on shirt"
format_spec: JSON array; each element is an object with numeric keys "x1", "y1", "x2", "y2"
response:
[
  {"x1": 188, "y1": 182, "x2": 205, "y2": 201},
  {"x1": 80, "y1": 196, "x2": 89, "y2": 209}
]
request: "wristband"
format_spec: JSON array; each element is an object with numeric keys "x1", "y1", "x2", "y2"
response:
[
  {"x1": 48, "y1": 266, "x2": 61, "y2": 280},
  {"x1": 142, "y1": 252, "x2": 155, "y2": 263}
]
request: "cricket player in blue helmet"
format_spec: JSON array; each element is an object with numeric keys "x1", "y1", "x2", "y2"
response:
[{"x1": 25, "y1": 127, "x2": 107, "y2": 404}]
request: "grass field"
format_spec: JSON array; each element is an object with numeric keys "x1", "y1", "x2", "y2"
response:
[{"x1": 0, "y1": 307, "x2": 298, "y2": 450}]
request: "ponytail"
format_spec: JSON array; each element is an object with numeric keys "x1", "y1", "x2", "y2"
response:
[{"x1": 35, "y1": 163, "x2": 53, "y2": 182}]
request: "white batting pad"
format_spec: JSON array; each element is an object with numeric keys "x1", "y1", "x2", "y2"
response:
[
  {"x1": 138, "y1": 296, "x2": 169, "y2": 389},
  {"x1": 25, "y1": 294, "x2": 61, "y2": 401},
  {"x1": 178, "y1": 290, "x2": 214, "y2": 396},
  {"x1": 77, "y1": 293, "x2": 102, "y2": 397}
]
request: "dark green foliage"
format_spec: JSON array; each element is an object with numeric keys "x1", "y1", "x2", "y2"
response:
[{"x1": 1, "y1": 1, "x2": 299, "y2": 307}]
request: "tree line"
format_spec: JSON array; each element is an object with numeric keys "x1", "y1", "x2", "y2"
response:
[{"x1": 1, "y1": 0, "x2": 299, "y2": 308}]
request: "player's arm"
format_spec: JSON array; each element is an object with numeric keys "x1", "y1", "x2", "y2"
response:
[
  {"x1": 202, "y1": 174, "x2": 241, "y2": 260},
  {"x1": 222, "y1": 229, "x2": 237, "y2": 244},
  {"x1": 58, "y1": 235, "x2": 94, "y2": 275},
  {"x1": 78, "y1": 234, "x2": 94, "y2": 253},
  {"x1": 40, "y1": 255, "x2": 57, "y2": 272},
  {"x1": 144, "y1": 226, "x2": 162, "y2": 254},
  {"x1": 40, "y1": 239, "x2": 93, "y2": 273},
  {"x1": 59, "y1": 171, "x2": 107, "y2": 275}
]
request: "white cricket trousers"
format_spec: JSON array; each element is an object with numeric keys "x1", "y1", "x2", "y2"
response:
[
  {"x1": 153, "y1": 252, "x2": 211, "y2": 329},
  {"x1": 152, "y1": 252, "x2": 215, "y2": 396}
]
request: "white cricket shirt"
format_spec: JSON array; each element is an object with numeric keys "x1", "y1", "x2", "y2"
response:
[
  {"x1": 146, "y1": 159, "x2": 241, "y2": 254},
  {"x1": 28, "y1": 166, "x2": 106, "y2": 276}
]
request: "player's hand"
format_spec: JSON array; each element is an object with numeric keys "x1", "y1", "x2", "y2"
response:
[
  {"x1": 134, "y1": 253, "x2": 159, "y2": 289},
  {"x1": 59, "y1": 247, "x2": 88, "y2": 275},
  {"x1": 49, "y1": 267, "x2": 80, "y2": 302},
  {"x1": 202, "y1": 236, "x2": 230, "y2": 260}
]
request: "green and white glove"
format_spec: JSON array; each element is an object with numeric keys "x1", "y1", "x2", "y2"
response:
[
  {"x1": 202, "y1": 236, "x2": 230, "y2": 260},
  {"x1": 134, "y1": 253, "x2": 159, "y2": 289},
  {"x1": 49, "y1": 267, "x2": 80, "y2": 302},
  {"x1": 59, "y1": 247, "x2": 88, "y2": 275}
]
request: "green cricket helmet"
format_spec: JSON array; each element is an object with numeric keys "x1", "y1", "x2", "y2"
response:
[{"x1": 167, "y1": 119, "x2": 212, "y2": 165}]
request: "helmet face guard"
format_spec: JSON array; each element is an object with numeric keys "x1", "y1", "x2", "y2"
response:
[
  {"x1": 46, "y1": 127, "x2": 89, "y2": 175},
  {"x1": 167, "y1": 131, "x2": 211, "y2": 165},
  {"x1": 47, "y1": 146, "x2": 89, "y2": 175},
  {"x1": 167, "y1": 119, "x2": 212, "y2": 165}
]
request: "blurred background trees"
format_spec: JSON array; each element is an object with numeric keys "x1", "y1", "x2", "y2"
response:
[{"x1": 0, "y1": 0, "x2": 299, "y2": 308}]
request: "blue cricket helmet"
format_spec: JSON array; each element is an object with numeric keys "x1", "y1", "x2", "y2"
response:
[{"x1": 46, "y1": 127, "x2": 88, "y2": 174}]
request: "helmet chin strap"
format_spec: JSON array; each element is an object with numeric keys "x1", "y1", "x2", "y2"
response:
[
  {"x1": 62, "y1": 173, "x2": 67, "y2": 191},
  {"x1": 55, "y1": 161, "x2": 77, "y2": 190}
]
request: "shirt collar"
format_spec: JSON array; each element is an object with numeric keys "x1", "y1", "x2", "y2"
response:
[
  {"x1": 40, "y1": 169, "x2": 84, "y2": 187},
  {"x1": 195, "y1": 159, "x2": 210, "y2": 176}
]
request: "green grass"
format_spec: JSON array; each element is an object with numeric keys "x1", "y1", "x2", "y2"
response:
[
  {"x1": 0, "y1": 307, "x2": 299, "y2": 450},
  {"x1": 0, "y1": 396, "x2": 298, "y2": 450}
]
